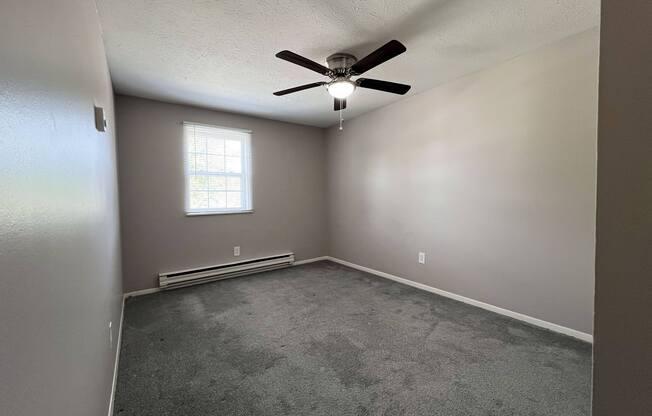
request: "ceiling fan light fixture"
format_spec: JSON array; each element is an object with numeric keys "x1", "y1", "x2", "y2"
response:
[
  {"x1": 273, "y1": 40, "x2": 410, "y2": 110},
  {"x1": 327, "y1": 80, "x2": 355, "y2": 99}
]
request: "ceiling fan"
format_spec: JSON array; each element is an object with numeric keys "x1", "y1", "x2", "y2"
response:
[{"x1": 273, "y1": 40, "x2": 411, "y2": 111}]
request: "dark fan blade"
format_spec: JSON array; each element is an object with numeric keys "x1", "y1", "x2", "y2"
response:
[
  {"x1": 274, "y1": 82, "x2": 326, "y2": 96},
  {"x1": 356, "y1": 78, "x2": 411, "y2": 95},
  {"x1": 350, "y1": 40, "x2": 406, "y2": 75},
  {"x1": 275, "y1": 50, "x2": 331, "y2": 76},
  {"x1": 334, "y1": 98, "x2": 347, "y2": 111}
]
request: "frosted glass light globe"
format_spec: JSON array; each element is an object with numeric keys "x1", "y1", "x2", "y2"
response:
[{"x1": 328, "y1": 80, "x2": 355, "y2": 99}]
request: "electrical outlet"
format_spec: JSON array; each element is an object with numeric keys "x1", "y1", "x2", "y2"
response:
[
  {"x1": 109, "y1": 321, "x2": 113, "y2": 348},
  {"x1": 418, "y1": 252, "x2": 426, "y2": 264},
  {"x1": 234, "y1": 246, "x2": 240, "y2": 256}
]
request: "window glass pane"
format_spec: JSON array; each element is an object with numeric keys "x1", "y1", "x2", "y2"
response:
[
  {"x1": 226, "y1": 176, "x2": 241, "y2": 191},
  {"x1": 208, "y1": 191, "x2": 226, "y2": 209},
  {"x1": 194, "y1": 136, "x2": 207, "y2": 153},
  {"x1": 188, "y1": 136, "x2": 196, "y2": 152},
  {"x1": 208, "y1": 175, "x2": 226, "y2": 191},
  {"x1": 225, "y1": 157, "x2": 241, "y2": 173},
  {"x1": 190, "y1": 191, "x2": 209, "y2": 209},
  {"x1": 225, "y1": 139, "x2": 241, "y2": 157},
  {"x1": 207, "y1": 154, "x2": 224, "y2": 172},
  {"x1": 185, "y1": 123, "x2": 250, "y2": 213},
  {"x1": 226, "y1": 192, "x2": 242, "y2": 208},
  {"x1": 194, "y1": 153, "x2": 207, "y2": 172},
  {"x1": 190, "y1": 175, "x2": 208, "y2": 190},
  {"x1": 207, "y1": 138, "x2": 224, "y2": 155}
]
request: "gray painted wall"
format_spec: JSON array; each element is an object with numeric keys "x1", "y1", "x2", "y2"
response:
[
  {"x1": 0, "y1": 1, "x2": 122, "y2": 415},
  {"x1": 326, "y1": 29, "x2": 599, "y2": 335},
  {"x1": 592, "y1": 0, "x2": 652, "y2": 413},
  {"x1": 115, "y1": 96, "x2": 328, "y2": 292}
]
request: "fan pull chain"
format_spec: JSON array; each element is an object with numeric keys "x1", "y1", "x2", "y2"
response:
[{"x1": 339, "y1": 108, "x2": 343, "y2": 131}]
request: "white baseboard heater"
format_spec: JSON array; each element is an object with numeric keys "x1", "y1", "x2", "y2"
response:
[{"x1": 158, "y1": 253, "x2": 295, "y2": 290}]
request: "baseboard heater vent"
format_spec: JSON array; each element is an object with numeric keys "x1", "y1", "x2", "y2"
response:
[{"x1": 158, "y1": 253, "x2": 295, "y2": 290}]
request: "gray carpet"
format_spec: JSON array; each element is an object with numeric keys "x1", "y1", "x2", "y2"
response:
[{"x1": 113, "y1": 261, "x2": 592, "y2": 416}]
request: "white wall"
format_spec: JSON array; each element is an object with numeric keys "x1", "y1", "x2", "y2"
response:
[
  {"x1": 326, "y1": 29, "x2": 599, "y2": 334},
  {"x1": 0, "y1": 1, "x2": 122, "y2": 415}
]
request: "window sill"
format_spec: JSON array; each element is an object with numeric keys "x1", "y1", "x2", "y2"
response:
[{"x1": 186, "y1": 210, "x2": 254, "y2": 217}]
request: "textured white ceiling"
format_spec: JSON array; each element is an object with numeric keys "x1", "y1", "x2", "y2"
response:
[{"x1": 96, "y1": 0, "x2": 599, "y2": 127}]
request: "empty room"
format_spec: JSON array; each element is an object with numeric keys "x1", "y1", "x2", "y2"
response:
[{"x1": 1, "y1": 1, "x2": 650, "y2": 415}]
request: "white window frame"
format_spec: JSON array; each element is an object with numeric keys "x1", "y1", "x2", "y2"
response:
[{"x1": 183, "y1": 122, "x2": 253, "y2": 216}]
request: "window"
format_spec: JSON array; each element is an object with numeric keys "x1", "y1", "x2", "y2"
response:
[{"x1": 184, "y1": 122, "x2": 252, "y2": 215}]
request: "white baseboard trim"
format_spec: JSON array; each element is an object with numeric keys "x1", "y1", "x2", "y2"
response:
[
  {"x1": 108, "y1": 296, "x2": 125, "y2": 416},
  {"x1": 123, "y1": 287, "x2": 161, "y2": 298},
  {"x1": 293, "y1": 256, "x2": 330, "y2": 266},
  {"x1": 326, "y1": 256, "x2": 593, "y2": 343}
]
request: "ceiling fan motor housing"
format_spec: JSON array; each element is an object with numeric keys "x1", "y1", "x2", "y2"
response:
[{"x1": 326, "y1": 53, "x2": 357, "y2": 76}]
